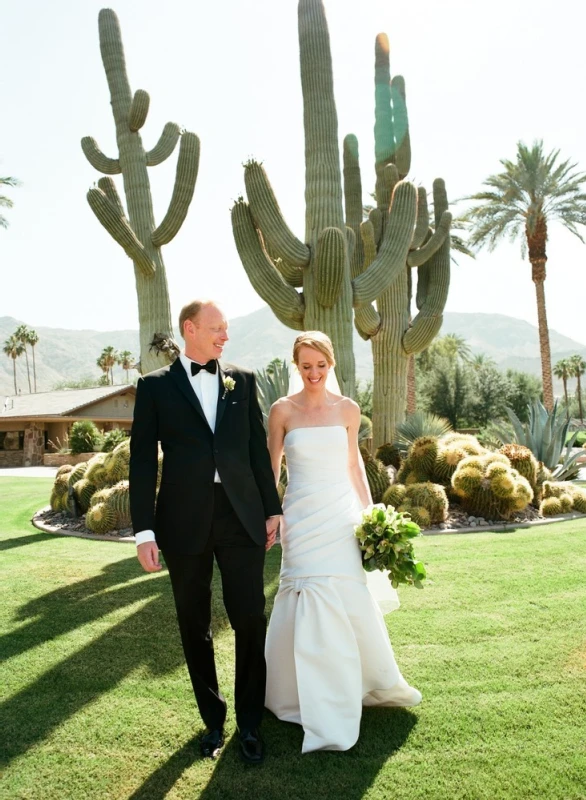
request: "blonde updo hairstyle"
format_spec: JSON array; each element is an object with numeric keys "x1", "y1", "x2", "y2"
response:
[{"x1": 292, "y1": 331, "x2": 336, "y2": 368}]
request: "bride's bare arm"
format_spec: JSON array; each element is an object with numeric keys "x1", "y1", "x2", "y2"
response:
[
  {"x1": 267, "y1": 400, "x2": 288, "y2": 485},
  {"x1": 346, "y1": 402, "x2": 372, "y2": 508}
]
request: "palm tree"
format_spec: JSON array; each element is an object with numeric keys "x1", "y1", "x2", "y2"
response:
[
  {"x1": 96, "y1": 354, "x2": 110, "y2": 384},
  {"x1": 3, "y1": 335, "x2": 24, "y2": 394},
  {"x1": 14, "y1": 324, "x2": 32, "y2": 393},
  {"x1": 568, "y1": 354, "x2": 586, "y2": 424},
  {"x1": 27, "y1": 329, "x2": 39, "y2": 392},
  {"x1": 118, "y1": 350, "x2": 134, "y2": 384},
  {"x1": 470, "y1": 353, "x2": 496, "y2": 371},
  {"x1": 98, "y1": 346, "x2": 118, "y2": 385},
  {"x1": 461, "y1": 140, "x2": 586, "y2": 411},
  {"x1": 553, "y1": 358, "x2": 572, "y2": 421},
  {"x1": 0, "y1": 176, "x2": 20, "y2": 229}
]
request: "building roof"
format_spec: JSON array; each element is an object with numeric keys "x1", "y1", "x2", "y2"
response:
[{"x1": 0, "y1": 385, "x2": 136, "y2": 419}]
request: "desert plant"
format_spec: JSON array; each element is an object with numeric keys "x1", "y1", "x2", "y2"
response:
[
  {"x1": 85, "y1": 502, "x2": 117, "y2": 534},
  {"x1": 358, "y1": 415, "x2": 373, "y2": 444},
  {"x1": 383, "y1": 481, "x2": 448, "y2": 526},
  {"x1": 393, "y1": 411, "x2": 453, "y2": 454},
  {"x1": 451, "y1": 453, "x2": 533, "y2": 520},
  {"x1": 497, "y1": 399, "x2": 581, "y2": 478},
  {"x1": 69, "y1": 420, "x2": 104, "y2": 455},
  {"x1": 375, "y1": 442, "x2": 401, "y2": 469},
  {"x1": 231, "y1": 0, "x2": 428, "y2": 403},
  {"x1": 255, "y1": 361, "x2": 290, "y2": 427},
  {"x1": 3, "y1": 335, "x2": 24, "y2": 395},
  {"x1": 82, "y1": 9, "x2": 200, "y2": 375},
  {"x1": 102, "y1": 428, "x2": 129, "y2": 452}
]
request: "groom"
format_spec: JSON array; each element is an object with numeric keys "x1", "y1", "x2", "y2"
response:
[{"x1": 129, "y1": 299, "x2": 282, "y2": 764}]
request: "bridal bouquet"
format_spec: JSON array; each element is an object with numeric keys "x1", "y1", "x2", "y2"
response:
[{"x1": 355, "y1": 504, "x2": 426, "y2": 589}]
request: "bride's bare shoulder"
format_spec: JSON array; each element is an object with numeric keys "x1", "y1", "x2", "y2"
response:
[{"x1": 269, "y1": 396, "x2": 296, "y2": 420}]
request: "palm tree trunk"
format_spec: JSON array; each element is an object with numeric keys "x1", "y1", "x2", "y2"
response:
[
  {"x1": 32, "y1": 346, "x2": 37, "y2": 393},
  {"x1": 22, "y1": 346, "x2": 31, "y2": 393},
  {"x1": 577, "y1": 373, "x2": 584, "y2": 423},
  {"x1": 12, "y1": 358, "x2": 17, "y2": 394},
  {"x1": 406, "y1": 354, "x2": 417, "y2": 414},
  {"x1": 563, "y1": 377, "x2": 569, "y2": 421},
  {"x1": 531, "y1": 262, "x2": 554, "y2": 410}
]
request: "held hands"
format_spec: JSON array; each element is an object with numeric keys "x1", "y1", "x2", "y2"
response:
[
  {"x1": 265, "y1": 516, "x2": 281, "y2": 551},
  {"x1": 137, "y1": 541, "x2": 162, "y2": 572}
]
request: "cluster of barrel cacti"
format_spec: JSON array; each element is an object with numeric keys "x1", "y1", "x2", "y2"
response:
[
  {"x1": 49, "y1": 440, "x2": 163, "y2": 534},
  {"x1": 451, "y1": 453, "x2": 534, "y2": 521},
  {"x1": 540, "y1": 481, "x2": 586, "y2": 516},
  {"x1": 396, "y1": 432, "x2": 484, "y2": 488},
  {"x1": 382, "y1": 481, "x2": 449, "y2": 529}
]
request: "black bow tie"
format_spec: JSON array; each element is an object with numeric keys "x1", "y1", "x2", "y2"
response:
[{"x1": 191, "y1": 359, "x2": 217, "y2": 376}]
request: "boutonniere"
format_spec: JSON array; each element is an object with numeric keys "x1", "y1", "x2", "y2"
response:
[{"x1": 222, "y1": 375, "x2": 236, "y2": 400}]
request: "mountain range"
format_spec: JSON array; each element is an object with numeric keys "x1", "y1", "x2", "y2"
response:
[{"x1": 1, "y1": 307, "x2": 585, "y2": 397}]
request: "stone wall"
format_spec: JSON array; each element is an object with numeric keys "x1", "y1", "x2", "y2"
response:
[
  {"x1": 0, "y1": 451, "x2": 25, "y2": 467},
  {"x1": 23, "y1": 422, "x2": 45, "y2": 467}
]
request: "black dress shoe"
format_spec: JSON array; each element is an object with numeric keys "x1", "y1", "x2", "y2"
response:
[
  {"x1": 200, "y1": 728, "x2": 224, "y2": 759},
  {"x1": 238, "y1": 727, "x2": 265, "y2": 764}
]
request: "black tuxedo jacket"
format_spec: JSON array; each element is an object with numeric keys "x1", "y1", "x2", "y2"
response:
[{"x1": 129, "y1": 358, "x2": 282, "y2": 554}]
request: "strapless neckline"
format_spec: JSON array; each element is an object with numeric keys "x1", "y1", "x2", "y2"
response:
[{"x1": 284, "y1": 424, "x2": 346, "y2": 441}]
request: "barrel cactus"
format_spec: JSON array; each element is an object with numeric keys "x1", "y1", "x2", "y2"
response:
[
  {"x1": 50, "y1": 468, "x2": 73, "y2": 511},
  {"x1": 82, "y1": 9, "x2": 200, "y2": 374},
  {"x1": 539, "y1": 497, "x2": 563, "y2": 516},
  {"x1": 73, "y1": 479, "x2": 98, "y2": 514},
  {"x1": 382, "y1": 481, "x2": 448, "y2": 528},
  {"x1": 375, "y1": 442, "x2": 401, "y2": 469},
  {"x1": 85, "y1": 502, "x2": 117, "y2": 535},
  {"x1": 452, "y1": 453, "x2": 533, "y2": 520},
  {"x1": 67, "y1": 462, "x2": 89, "y2": 488},
  {"x1": 103, "y1": 439, "x2": 130, "y2": 483}
]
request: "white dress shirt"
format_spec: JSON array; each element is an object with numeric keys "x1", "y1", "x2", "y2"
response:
[{"x1": 134, "y1": 353, "x2": 220, "y2": 547}]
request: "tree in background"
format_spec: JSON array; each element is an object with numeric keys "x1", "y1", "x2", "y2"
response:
[
  {"x1": 504, "y1": 369, "x2": 542, "y2": 423},
  {"x1": 0, "y1": 176, "x2": 19, "y2": 229},
  {"x1": 97, "y1": 346, "x2": 118, "y2": 385},
  {"x1": 462, "y1": 140, "x2": 586, "y2": 411},
  {"x1": 569, "y1": 354, "x2": 585, "y2": 423},
  {"x1": 3, "y1": 335, "x2": 24, "y2": 394},
  {"x1": 424, "y1": 358, "x2": 474, "y2": 430},
  {"x1": 553, "y1": 358, "x2": 572, "y2": 420},
  {"x1": 14, "y1": 324, "x2": 32, "y2": 393},
  {"x1": 27, "y1": 329, "x2": 39, "y2": 393},
  {"x1": 118, "y1": 350, "x2": 134, "y2": 384}
]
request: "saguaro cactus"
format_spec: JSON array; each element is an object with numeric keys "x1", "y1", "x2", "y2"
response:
[
  {"x1": 82, "y1": 9, "x2": 200, "y2": 374},
  {"x1": 344, "y1": 35, "x2": 452, "y2": 447},
  {"x1": 231, "y1": 0, "x2": 419, "y2": 396}
]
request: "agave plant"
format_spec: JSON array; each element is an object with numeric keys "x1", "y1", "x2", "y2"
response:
[
  {"x1": 393, "y1": 411, "x2": 453, "y2": 454},
  {"x1": 255, "y1": 361, "x2": 290, "y2": 427},
  {"x1": 496, "y1": 399, "x2": 581, "y2": 479}
]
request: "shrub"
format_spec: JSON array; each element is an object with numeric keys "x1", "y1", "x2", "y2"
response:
[
  {"x1": 69, "y1": 421, "x2": 104, "y2": 454},
  {"x1": 102, "y1": 428, "x2": 129, "y2": 452}
]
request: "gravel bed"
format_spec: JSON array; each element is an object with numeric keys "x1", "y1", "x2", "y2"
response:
[{"x1": 36, "y1": 508, "x2": 133, "y2": 538}]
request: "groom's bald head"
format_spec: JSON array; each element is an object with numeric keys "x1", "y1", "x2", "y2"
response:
[{"x1": 179, "y1": 299, "x2": 222, "y2": 339}]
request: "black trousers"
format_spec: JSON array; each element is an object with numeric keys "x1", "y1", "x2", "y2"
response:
[{"x1": 162, "y1": 484, "x2": 266, "y2": 731}]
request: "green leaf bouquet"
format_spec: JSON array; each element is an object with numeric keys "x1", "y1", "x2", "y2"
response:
[{"x1": 355, "y1": 504, "x2": 427, "y2": 589}]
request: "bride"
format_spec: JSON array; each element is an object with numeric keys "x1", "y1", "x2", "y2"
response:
[{"x1": 265, "y1": 331, "x2": 422, "y2": 754}]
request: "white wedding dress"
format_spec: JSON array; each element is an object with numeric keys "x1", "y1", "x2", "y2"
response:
[{"x1": 265, "y1": 426, "x2": 422, "y2": 753}]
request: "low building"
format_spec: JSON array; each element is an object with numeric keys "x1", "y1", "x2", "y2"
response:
[{"x1": 0, "y1": 386, "x2": 136, "y2": 467}]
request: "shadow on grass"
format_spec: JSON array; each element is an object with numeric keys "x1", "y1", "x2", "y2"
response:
[
  {"x1": 0, "y1": 532, "x2": 56, "y2": 551},
  {"x1": 0, "y1": 553, "x2": 238, "y2": 769}
]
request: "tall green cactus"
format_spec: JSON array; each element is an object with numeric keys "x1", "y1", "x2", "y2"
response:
[
  {"x1": 82, "y1": 9, "x2": 200, "y2": 375},
  {"x1": 345, "y1": 35, "x2": 452, "y2": 447},
  {"x1": 231, "y1": 0, "x2": 419, "y2": 396}
]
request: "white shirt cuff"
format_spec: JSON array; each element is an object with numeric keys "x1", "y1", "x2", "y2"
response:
[{"x1": 135, "y1": 529, "x2": 156, "y2": 546}]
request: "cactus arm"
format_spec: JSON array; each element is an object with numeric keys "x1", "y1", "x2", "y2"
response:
[
  {"x1": 374, "y1": 34, "x2": 394, "y2": 182},
  {"x1": 244, "y1": 162, "x2": 310, "y2": 268},
  {"x1": 369, "y1": 207, "x2": 383, "y2": 247},
  {"x1": 407, "y1": 209, "x2": 452, "y2": 267},
  {"x1": 377, "y1": 163, "x2": 399, "y2": 215},
  {"x1": 355, "y1": 305, "x2": 381, "y2": 340},
  {"x1": 151, "y1": 132, "x2": 200, "y2": 247},
  {"x1": 262, "y1": 237, "x2": 304, "y2": 287},
  {"x1": 129, "y1": 90, "x2": 150, "y2": 131},
  {"x1": 411, "y1": 187, "x2": 430, "y2": 249},
  {"x1": 345, "y1": 227, "x2": 356, "y2": 264},
  {"x1": 403, "y1": 179, "x2": 451, "y2": 354},
  {"x1": 315, "y1": 227, "x2": 346, "y2": 308},
  {"x1": 231, "y1": 200, "x2": 305, "y2": 329},
  {"x1": 97, "y1": 177, "x2": 125, "y2": 216},
  {"x1": 146, "y1": 122, "x2": 181, "y2": 166},
  {"x1": 352, "y1": 181, "x2": 417, "y2": 306},
  {"x1": 87, "y1": 187, "x2": 156, "y2": 277},
  {"x1": 343, "y1": 134, "x2": 365, "y2": 279},
  {"x1": 81, "y1": 137, "x2": 121, "y2": 175},
  {"x1": 391, "y1": 76, "x2": 411, "y2": 179}
]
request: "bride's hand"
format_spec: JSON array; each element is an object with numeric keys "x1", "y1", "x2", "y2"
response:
[{"x1": 265, "y1": 516, "x2": 280, "y2": 551}]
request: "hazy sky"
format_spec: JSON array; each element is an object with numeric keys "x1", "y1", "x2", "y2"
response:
[{"x1": 2, "y1": 0, "x2": 586, "y2": 344}]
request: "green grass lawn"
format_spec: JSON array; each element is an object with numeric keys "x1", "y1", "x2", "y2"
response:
[{"x1": 1, "y1": 477, "x2": 585, "y2": 800}]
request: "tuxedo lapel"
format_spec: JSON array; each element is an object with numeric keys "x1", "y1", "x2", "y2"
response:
[
  {"x1": 168, "y1": 358, "x2": 210, "y2": 429},
  {"x1": 215, "y1": 364, "x2": 231, "y2": 431}
]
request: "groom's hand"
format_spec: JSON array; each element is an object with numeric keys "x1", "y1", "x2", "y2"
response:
[
  {"x1": 137, "y1": 542, "x2": 162, "y2": 572},
  {"x1": 265, "y1": 516, "x2": 280, "y2": 551}
]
